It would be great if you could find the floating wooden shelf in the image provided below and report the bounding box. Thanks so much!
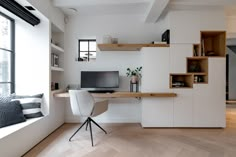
[54,91,177,98]
[97,44,169,51]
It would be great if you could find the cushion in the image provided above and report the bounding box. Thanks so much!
[0,95,12,104]
[11,94,44,119]
[0,101,26,128]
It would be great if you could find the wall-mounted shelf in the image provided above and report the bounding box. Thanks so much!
[170,74,193,88]
[51,43,64,54]
[51,66,64,72]
[54,91,177,98]
[97,43,169,51]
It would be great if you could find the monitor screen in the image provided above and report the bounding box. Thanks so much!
[81,71,119,88]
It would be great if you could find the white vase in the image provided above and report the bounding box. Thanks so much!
[103,35,112,44]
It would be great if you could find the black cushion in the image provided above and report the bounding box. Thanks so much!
[11,94,44,119]
[0,101,26,128]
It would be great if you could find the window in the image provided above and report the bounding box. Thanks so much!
[78,39,96,62]
[0,12,15,95]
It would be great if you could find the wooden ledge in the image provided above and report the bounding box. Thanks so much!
[54,91,177,98]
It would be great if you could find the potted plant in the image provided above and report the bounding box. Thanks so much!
[126,66,142,83]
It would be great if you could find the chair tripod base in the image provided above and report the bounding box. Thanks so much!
[69,117,107,146]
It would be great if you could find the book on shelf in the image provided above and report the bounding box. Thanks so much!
[151,41,167,44]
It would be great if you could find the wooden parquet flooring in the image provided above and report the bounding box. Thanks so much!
[24,108,236,157]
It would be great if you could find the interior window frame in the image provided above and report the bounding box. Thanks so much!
[0,12,15,95]
[78,39,96,62]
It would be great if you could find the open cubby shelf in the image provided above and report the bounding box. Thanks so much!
[187,57,208,73]
[170,74,193,88]
[200,31,226,57]
[187,57,208,84]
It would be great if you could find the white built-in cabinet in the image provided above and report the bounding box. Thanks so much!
[141,47,174,127]
[141,46,225,128]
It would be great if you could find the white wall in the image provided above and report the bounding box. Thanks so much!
[64,14,168,123]
[227,16,236,33]
[27,0,65,31]
[0,1,65,156]
[228,46,236,99]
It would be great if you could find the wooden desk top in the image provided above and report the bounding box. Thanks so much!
[54,91,177,98]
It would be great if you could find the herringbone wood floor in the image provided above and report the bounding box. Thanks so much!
[24,108,236,157]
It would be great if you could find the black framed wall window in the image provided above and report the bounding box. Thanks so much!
[78,39,96,62]
[0,12,15,95]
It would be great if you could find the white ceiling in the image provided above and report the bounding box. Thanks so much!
[52,0,152,16]
[52,0,236,21]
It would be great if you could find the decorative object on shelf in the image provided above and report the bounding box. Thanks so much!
[53,54,59,67]
[206,51,215,56]
[188,61,201,72]
[172,81,185,87]
[201,39,205,56]
[55,83,59,90]
[151,41,167,44]
[162,29,170,44]
[103,35,112,44]
[194,76,198,83]
[112,38,118,44]
[126,66,142,83]
[193,44,199,56]
[130,82,139,92]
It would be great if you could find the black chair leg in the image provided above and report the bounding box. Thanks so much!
[88,118,94,146]
[69,117,89,142]
[85,120,89,131]
[89,117,107,134]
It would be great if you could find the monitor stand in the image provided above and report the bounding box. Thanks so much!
[88,90,115,93]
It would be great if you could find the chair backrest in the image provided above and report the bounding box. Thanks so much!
[69,90,95,117]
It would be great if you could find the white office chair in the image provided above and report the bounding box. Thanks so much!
[68,90,108,146]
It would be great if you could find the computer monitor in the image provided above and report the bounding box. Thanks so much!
[81,71,119,89]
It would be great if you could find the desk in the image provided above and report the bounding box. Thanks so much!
[54,91,177,98]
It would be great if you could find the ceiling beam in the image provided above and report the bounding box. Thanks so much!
[145,0,170,23]
[170,0,236,6]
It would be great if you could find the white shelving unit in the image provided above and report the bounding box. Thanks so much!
[51,23,65,91]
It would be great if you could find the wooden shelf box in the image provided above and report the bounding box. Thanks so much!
[187,57,208,84]
[187,57,208,73]
[200,31,226,57]
[170,74,193,88]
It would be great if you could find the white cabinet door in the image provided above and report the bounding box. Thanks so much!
[193,58,226,127]
[173,89,193,127]
[170,44,193,73]
[142,98,174,127]
[141,47,170,92]
[141,47,173,127]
